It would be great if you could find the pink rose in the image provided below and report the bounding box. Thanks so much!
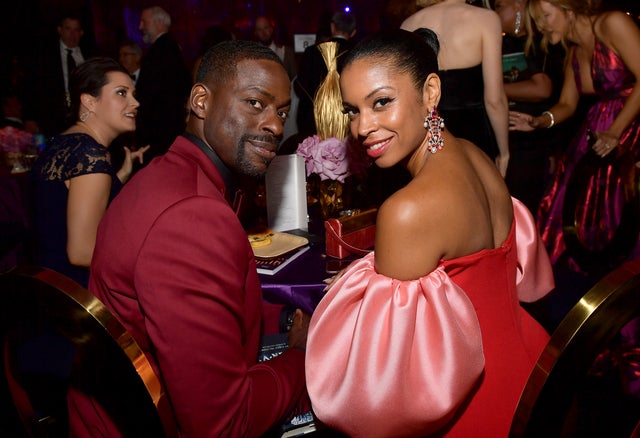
[316,137,350,182]
[297,135,353,183]
[297,134,322,175]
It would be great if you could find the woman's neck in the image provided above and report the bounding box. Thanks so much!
[405,131,450,177]
[68,121,112,147]
[568,14,595,48]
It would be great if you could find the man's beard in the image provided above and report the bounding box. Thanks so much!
[236,134,279,178]
[142,32,152,44]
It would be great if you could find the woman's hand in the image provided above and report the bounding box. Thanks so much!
[323,268,346,292]
[117,144,150,183]
[508,111,536,132]
[592,130,619,158]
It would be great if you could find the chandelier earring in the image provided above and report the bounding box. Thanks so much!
[423,106,445,154]
[79,110,90,122]
[514,11,522,35]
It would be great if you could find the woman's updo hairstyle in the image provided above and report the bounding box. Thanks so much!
[68,57,129,124]
[342,28,440,95]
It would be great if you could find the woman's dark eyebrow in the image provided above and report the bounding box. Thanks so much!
[365,86,393,100]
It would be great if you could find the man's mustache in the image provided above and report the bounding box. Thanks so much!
[244,135,279,147]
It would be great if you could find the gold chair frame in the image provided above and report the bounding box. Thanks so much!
[511,259,640,437]
[0,265,175,437]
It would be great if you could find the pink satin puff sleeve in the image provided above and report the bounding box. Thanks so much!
[306,255,485,438]
[512,198,555,303]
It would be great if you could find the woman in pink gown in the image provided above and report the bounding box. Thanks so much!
[305,29,554,437]
[509,0,640,276]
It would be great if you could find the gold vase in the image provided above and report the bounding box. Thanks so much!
[319,179,344,220]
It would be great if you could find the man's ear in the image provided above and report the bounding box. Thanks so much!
[189,84,208,119]
[422,73,441,109]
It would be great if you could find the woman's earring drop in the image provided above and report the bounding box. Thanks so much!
[423,106,445,154]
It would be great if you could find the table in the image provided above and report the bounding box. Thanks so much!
[258,229,357,315]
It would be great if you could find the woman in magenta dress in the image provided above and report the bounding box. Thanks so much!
[305,29,554,437]
[509,0,640,276]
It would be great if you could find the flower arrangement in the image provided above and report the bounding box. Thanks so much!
[0,126,34,153]
[0,126,36,173]
[294,42,372,219]
[297,134,370,183]
[295,41,371,181]
[297,135,350,183]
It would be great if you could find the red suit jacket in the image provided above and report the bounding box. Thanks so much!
[89,135,308,437]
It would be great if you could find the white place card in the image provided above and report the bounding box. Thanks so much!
[265,154,308,232]
[294,34,316,53]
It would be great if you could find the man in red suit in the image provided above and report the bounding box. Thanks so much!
[88,40,310,437]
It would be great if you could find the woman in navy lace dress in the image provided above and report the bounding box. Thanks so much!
[31,57,149,286]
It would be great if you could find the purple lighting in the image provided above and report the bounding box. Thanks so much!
[344,6,351,13]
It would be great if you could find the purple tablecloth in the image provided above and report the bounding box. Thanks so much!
[259,242,341,314]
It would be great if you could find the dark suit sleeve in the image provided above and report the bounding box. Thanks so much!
[135,197,307,437]
[22,41,70,136]
[294,45,322,104]
[135,36,192,155]
[283,46,297,80]
[294,45,326,135]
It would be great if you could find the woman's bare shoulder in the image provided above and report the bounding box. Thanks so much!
[375,182,454,278]
[400,7,435,30]
[379,173,468,242]
[475,7,502,33]
[596,10,640,48]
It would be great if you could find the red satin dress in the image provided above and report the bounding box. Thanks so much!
[306,199,554,437]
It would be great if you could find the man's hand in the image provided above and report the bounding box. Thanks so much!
[288,309,311,351]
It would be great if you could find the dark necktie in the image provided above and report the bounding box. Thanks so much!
[66,48,76,74]
[130,73,137,81]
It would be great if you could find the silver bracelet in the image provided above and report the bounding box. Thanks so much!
[542,110,555,128]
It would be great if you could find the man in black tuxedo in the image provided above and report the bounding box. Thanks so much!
[135,6,191,160]
[118,40,142,86]
[24,14,87,137]
[294,11,357,137]
[253,16,297,80]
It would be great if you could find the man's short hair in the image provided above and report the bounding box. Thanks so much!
[331,11,356,34]
[196,40,284,87]
[148,6,171,28]
[57,13,83,28]
[120,40,142,56]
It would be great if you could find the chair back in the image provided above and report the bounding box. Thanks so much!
[0,265,175,437]
[510,259,640,437]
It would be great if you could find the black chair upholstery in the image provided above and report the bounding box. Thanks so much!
[510,259,640,437]
[0,265,175,437]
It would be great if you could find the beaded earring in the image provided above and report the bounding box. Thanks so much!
[423,106,445,154]
[79,111,90,122]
